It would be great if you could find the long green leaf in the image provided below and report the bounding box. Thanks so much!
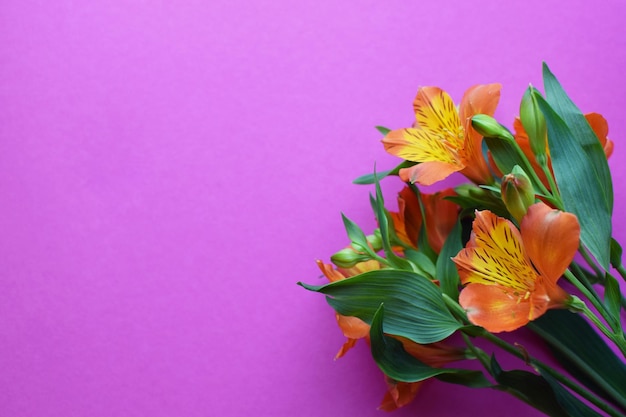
[490,355,569,417]
[341,213,374,255]
[353,160,415,185]
[435,219,462,300]
[371,176,415,271]
[484,136,546,194]
[530,310,626,411]
[604,274,623,332]
[369,304,489,386]
[540,373,604,417]
[538,64,613,268]
[298,269,462,344]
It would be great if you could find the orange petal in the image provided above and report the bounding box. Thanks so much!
[335,338,358,359]
[397,187,423,247]
[399,161,461,185]
[521,203,580,285]
[458,84,501,185]
[459,283,538,332]
[458,83,502,123]
[379,377,423,411]
[316,260,345,283]
[585,113,613,158]
[336,313,370,340]
[394,335,466,367]
[422,189,458,253]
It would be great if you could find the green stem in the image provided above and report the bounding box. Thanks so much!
[579,304,626,358]
[480,331,625,417]
[617,265,626,283]
[497,135,562,209]
[443,294,626,415]
[579,245,605,280]
[529,322,626,412]
[460,332,491,370]
[564,270,620,336]
[538,160,561,203]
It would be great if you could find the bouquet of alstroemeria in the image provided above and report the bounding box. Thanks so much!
[299,64,626,416]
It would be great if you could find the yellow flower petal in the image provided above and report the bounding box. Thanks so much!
[413,87,464,143]
[454,210,536,293]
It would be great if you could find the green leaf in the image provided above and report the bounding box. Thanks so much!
[404,249,436,280]
[540,373,604,417]
[603,274,623,333]
[375,125,391,135]
[483,136,546,194]
[530,310,626,411]
[369,304,486,384]
[610,238,623,269]
[538,63,613,268]
[490,355,569,417]
[435,219,463,300]
[434,370,493,388]
[340,213,373,255]
[371,177,415,271]
[353,160,416,185]
[298,269,462,344]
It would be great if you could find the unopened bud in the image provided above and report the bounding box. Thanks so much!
[455,183,489,200]
[367,230,383,252]
[520,85,547,164]
[330,248,372,268]
[471,114,515,141]
[501,166,535,222]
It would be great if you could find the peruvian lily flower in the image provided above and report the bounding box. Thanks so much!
[316,259,380,358]
[316,260,467,410]
[452,202,580,332]
[390,186,458,253]
[506,113,614,189]
[382,84,501,186]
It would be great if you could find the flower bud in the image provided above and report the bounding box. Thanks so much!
[519,85,547,164]
[367,230,383,252]
[471,114,515,141]
[501,166,536,222]
[330,247,372,268]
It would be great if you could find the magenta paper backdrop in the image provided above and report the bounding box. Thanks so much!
[1,1,625,416]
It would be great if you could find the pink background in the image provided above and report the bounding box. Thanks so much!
[1,1,625,416]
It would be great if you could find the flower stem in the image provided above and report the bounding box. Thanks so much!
[443,294,626,415]
[564,269,624,341]
[479,330,626,417]
[579,245,605,279]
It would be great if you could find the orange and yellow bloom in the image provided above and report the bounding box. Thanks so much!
[452,202,580,332]
[390,186,459,254]
[316,259,467,410]
[382,84,501,186]
[508,113,614,190]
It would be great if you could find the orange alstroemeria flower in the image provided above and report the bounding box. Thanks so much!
[390,186,459,253]
[378,336,467,411]
[507,113,614,189]
[382,84,501,186]
[316,260,467,410]
[452,202,580,332]
[316,259,380,358]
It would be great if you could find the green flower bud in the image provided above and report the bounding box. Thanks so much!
[501,166,536,222]
[330,248,372,268]
[367,230,383,252]
[456,183,489,200]
[471,114,515,141]
[519,85,547,164]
